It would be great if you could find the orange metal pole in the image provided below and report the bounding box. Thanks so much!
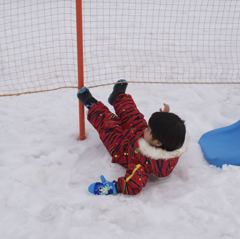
[76,0,86,140]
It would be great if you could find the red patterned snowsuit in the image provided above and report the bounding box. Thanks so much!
[88,94,182,195]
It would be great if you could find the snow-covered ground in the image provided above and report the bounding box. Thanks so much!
[1,0,240,238]
[1,83,240,239]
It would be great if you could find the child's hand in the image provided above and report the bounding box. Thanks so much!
[160,103,170,112]
[88,175,118,195]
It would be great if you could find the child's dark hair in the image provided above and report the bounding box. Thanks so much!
[148,112,186,151]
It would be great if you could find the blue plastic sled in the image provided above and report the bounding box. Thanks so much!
[199,120,240,167]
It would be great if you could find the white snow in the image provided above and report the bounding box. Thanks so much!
[1,84,240,239]
[1,0,240,238]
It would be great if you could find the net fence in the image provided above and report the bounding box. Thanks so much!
[1,0,240,96]
[0,0,77,96]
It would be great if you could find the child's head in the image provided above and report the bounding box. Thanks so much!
[144,112,186,151]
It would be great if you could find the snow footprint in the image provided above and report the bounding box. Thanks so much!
[38,203,61,222]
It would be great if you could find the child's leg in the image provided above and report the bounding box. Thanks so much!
[87,102,129,168]
[112,93,148,132]
[108,80,146,131]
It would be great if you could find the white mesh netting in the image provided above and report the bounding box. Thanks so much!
[1,0,240,96]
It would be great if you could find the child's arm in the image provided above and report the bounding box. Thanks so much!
[160,103,170,112]
[88,164,148,196]
[116,164,148,195]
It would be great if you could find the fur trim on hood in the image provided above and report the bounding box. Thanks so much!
[137,138,185,160]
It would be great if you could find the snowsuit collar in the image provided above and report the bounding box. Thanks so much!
[137,138,184,160]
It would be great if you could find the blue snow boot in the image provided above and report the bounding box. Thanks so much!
[108,79,128,105]
[77,87,98,109]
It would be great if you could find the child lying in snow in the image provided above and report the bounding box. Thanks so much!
[77,80,186,196]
